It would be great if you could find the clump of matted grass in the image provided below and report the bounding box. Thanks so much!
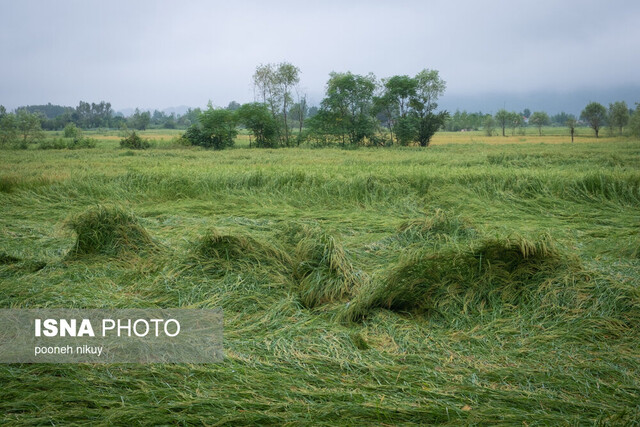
[0,252,47,273]
[190,228,290,274]
[364,209,476,253]
[65,205,158,257]
[0,252,22,264]
[280,223,362,308]
[0,175,20,193]
[342,233,576,322]
[396,208,476,244]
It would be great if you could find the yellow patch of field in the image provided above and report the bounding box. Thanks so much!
[81,129,184,142]
[429,130,620,145]
[48,127,627,147]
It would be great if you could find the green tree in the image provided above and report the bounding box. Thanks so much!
[63,122,80,138]
[72,100,112,128]
[580,102,607,138]
[163,114,177,129]
[529,111,550,136]
[151,110,166,126]
[394,116,417,146]
[509,112,524,136]
[319,71,377,145]
[409,69,447,146]
[375,75,417,144]
[483,115,496,136]
[253,63,280,115]
[413,111,448,146]
[275,62,300,146]
[305,109,344,146]
[195,106,237,149]
[307,106,319,118]
[289,94,308,145]
[495,109,510,136]
[237,103,279,148]
[129,108,151,130]
[0,112,17,146]
[372,93,396,143]
[226,101,241,111]
[522,108,531,119]
[629,104,640,138]
[252,62,301,146]
[551,112,573,126]
[179,108,200,127]
[15,109,44,146]
[446,110,486,132]
[383,75,416,118]
[609,101,629,135]
[566,117,577,143]
[52,111,73,130]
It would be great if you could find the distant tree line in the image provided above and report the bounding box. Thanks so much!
[2,102,190,132]
[476,101,636,140]
[3,62,640,150]
[0,106,98,149]
[444,109,585,133]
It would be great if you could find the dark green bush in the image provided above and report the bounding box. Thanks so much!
[182,125,208,147]
[120,130,150,149]
[63,123,80,138]
[181,108,237,150]
[69,137,97,149]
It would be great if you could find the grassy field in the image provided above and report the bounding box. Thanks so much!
[55,125,624,148]
[1,131,639,424]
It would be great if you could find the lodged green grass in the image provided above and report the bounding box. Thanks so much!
[65,204,159,257]
[341,233,578,322]
[286,224,362,308]
[0,138,639,424]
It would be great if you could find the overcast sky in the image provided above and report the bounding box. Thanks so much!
[1,0,639,113]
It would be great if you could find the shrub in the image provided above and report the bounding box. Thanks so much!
[182,107,237,150]
[181,125,208,147]
[63,123,80,139]
[120,130,150,150]
[396,209,476,244]
[69,136,97,149]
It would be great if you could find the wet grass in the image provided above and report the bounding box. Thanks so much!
[0,137,639,424]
